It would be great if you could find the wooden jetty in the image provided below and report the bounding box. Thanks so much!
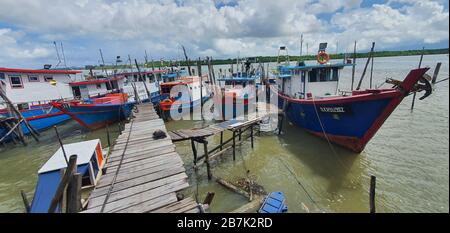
[168,106,276,180]
[83,103,202,213]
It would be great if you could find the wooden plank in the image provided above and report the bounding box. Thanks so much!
[87,179,189,213]
[88,173,188,207]
[98,160,185,187]
[106,148,176,167]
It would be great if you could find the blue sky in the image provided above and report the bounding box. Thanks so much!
[0,0,448,68]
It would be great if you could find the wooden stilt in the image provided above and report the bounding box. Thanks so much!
[219,132,223,151]
[202,140,211,180]
[191,139,198,165]
[232,131,236,161]
[250,125,254,148]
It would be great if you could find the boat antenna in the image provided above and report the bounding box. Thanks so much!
[60,42,67,68]
[300,33,303,57]
[53,41,62,68]
[144,50,149,68]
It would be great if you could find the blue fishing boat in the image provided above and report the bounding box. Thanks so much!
[0,67,82,141]
[0,104,71,139]
[51,93,134,130]
[272,45,433,153]
[29,139,106,213]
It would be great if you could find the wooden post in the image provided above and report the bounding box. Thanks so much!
[369,53,374,89]
[250,124,254,148]
[191,139,198,165]
[48,155,77,213]
[431,62,442,84]
[54,126,69,166]
[106,123,111,148]
[370,175,376,213]
[66,173,81,213]
[232,131,236,161]
[351,41,357,90]
[0,89,40,142]
[203,192,215,205]
[356,42,375,90]
[181,45,192,76]
[203,139,212,180]
[135,59,151,101]
[20,190,30,213]
[219,132,223,151]
[411,47,425,111]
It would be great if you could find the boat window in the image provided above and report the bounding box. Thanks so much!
[96,84,102,89]
[28,75,39,82]
[44,76,54,82]
[106,82,112,90]
[133,74,138,82]
[0,73,4,80]
[332,68,339,81]
[9,76,23,88]
[308,70,318,82]
[318,69,330,81]
[17,103,29,110]
[149,74,155,82]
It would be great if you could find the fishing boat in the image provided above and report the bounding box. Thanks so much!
[50,93,134,130]
[29,139,107,213]
[0,104,70,136]
[119,69,165,104]
[272,45,433,153]
[215,58,263,119]
[159,76,211,116]
[0,67,82,141]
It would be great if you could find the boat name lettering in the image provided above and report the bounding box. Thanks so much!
[319,106,346,113]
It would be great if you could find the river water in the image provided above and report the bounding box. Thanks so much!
[0,54,448,213]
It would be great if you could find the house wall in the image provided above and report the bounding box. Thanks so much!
[2,72,77,104]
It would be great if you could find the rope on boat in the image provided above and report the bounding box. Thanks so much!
[99,117,135,213]
[311,97,349,171]
[277,157,323,212]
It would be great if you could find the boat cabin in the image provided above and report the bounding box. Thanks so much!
[69,76,125,99]
[0,67,82,107]
[277,63,353,98]
[30,139,106,213]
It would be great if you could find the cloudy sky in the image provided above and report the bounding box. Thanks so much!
[0,0,448,68]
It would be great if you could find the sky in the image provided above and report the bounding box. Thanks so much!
[0,0,448,68]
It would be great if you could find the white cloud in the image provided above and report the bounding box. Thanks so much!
[0,0,448,67]
[0,28,51,65]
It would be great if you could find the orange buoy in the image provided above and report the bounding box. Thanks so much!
[316,51,330,64]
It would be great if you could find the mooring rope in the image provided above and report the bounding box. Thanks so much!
[100,115,135,213]
[311,97,349,171]
[277,157,323,212]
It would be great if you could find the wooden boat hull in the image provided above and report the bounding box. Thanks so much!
[273,68,429,153]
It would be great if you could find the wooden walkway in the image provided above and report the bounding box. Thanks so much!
[168,112,266,142]
[83,103,201,213]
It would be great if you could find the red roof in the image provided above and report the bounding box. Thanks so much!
[0,67,81,74]
[69,76,125,86]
